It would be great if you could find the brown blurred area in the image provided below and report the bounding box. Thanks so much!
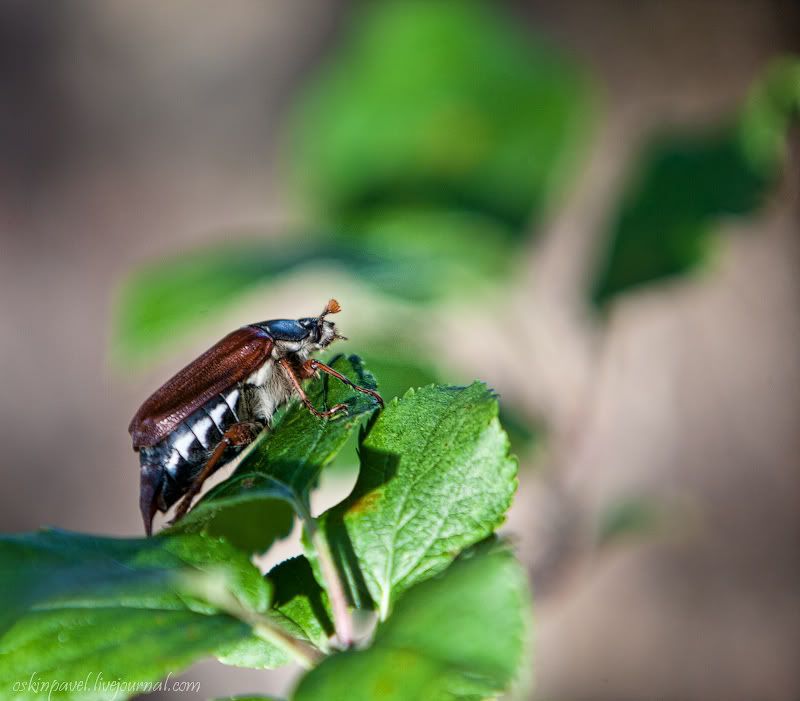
[1,1,798,700]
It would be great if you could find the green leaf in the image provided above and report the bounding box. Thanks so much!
[267,556,334,651]
[115,239,292,363]
[328,207,524,301]
[359,346,538,456]
[497,406,541,459]
[327,346,539,481]
[114,233,491,364]
[0,530,291,699]
[594,494,689,547]
[591,58,799,308]
[739,57,800,172]
[213,638,290,671]
[114,239,439,363]
[113,0,599,365]
[0,529,269,624]
[213,697,285,701]
[167,355,381,553]
[168,492,296,560]
[3,609,247,701]
[312,382,518,618]
[288,0,592,235]
[356,347,440,404]
[294,549,530,701]
[596,497,665,545]
[590,126,771,307]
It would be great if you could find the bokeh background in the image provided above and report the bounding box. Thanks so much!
[1,1,798,699]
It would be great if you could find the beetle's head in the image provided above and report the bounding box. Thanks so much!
[299,298,346,349]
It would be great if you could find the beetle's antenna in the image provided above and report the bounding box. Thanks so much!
[320,298,341,319]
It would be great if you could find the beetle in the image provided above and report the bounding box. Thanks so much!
[129,298,382,535]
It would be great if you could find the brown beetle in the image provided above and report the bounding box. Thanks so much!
[129,299,382,535]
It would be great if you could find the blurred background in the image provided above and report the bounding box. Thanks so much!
[0,1,798,699]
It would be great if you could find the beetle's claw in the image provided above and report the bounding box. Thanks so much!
[357,386,384,407]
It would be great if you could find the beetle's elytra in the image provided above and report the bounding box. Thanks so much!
[129,299,382,535]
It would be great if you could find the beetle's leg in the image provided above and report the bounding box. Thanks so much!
[302,358,384,407]
[170,421,262,524]
[278,357,349,418]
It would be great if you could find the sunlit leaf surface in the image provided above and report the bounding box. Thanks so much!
[311,383,518,617]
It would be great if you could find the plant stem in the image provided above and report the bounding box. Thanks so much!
[305,519,353,648]
[228,600,324,669]
[182,571,323,669]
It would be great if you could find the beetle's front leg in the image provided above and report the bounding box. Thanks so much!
[170,421,262,525]
[279,357,349,418]
[302,358,384,407]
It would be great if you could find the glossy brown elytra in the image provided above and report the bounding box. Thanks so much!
[129,299,383,535]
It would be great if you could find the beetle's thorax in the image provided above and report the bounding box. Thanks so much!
[245,340,318,420]
[270,322,336,358]
[242,358,292,423]
[270,338,312,360]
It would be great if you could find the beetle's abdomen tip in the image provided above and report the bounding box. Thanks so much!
[139,463,162,538]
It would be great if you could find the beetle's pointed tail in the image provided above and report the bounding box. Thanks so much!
[139,464,163,537]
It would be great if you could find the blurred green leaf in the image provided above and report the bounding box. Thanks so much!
[739,57,800,172]
[1,609,246,700]
[167,355,380,553]
[591,127,771,307]
[116,239,293,363]
[310,383,518,618]
[213,698,285,701]
[358,344,539,455]
[498,405,541,457]
[357,347,440,404]
[289,0,592,233]
[114,239,445,363]
[114,2,595,363]
[0,530,292,699]
[0,529,269,628]
[335,206,521,296]
[592,57,799,308]
[596,497,665,545]
[113,0,590,364]
[114,233,517,364]
[293,549,530,701]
